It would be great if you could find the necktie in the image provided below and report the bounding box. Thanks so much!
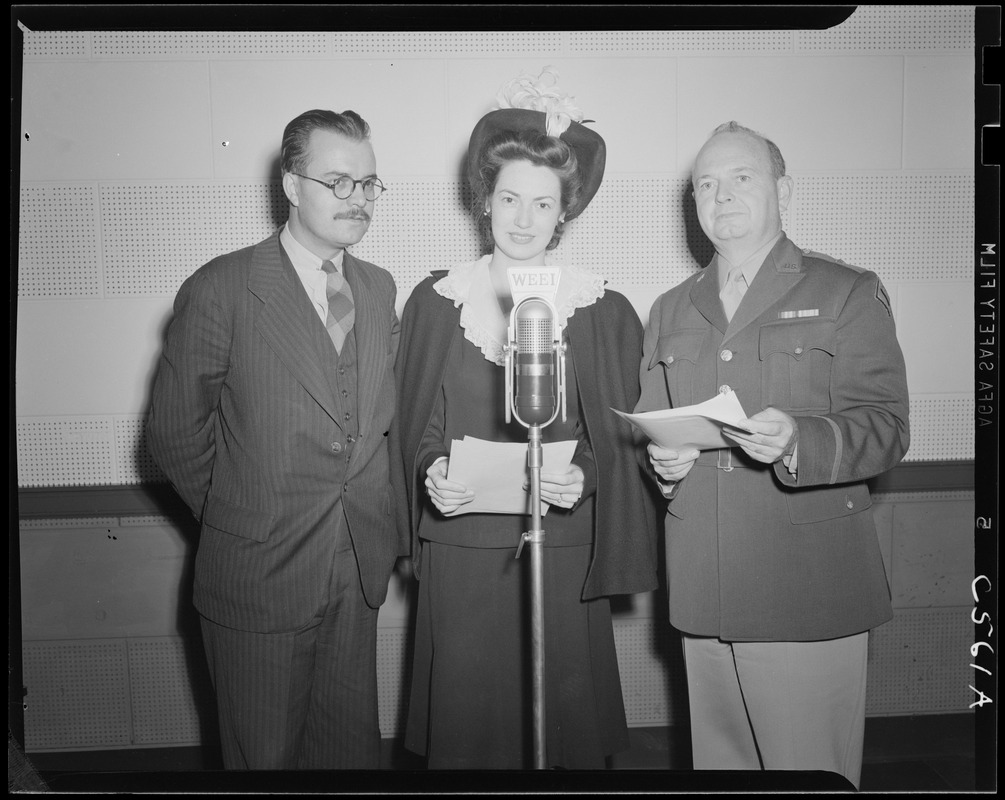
[321,260,355,352]
[719,267,748,322]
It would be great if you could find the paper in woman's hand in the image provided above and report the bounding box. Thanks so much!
[444,436,578,516]
[613,390,753,451]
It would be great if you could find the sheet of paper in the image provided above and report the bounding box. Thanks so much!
[612,390,752,451]
[444,436,578,516]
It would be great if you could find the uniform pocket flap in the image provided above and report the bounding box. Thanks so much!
[203,495,275,542]
[649,328,706,370]
[785,483,872,524]
[759,319,836,360]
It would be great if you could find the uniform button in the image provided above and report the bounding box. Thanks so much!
[343,484,349,492]
[846,500,854,509]
[342,389,349,397]
[718,384,731,394]
[331,442,342,453]
[344,412,352,421]
[665,356,675,365]
[720,349,733,362]
[794,346,804,355]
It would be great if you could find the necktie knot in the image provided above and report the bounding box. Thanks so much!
[720,267,748,321]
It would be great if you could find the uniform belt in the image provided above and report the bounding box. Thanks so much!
[693,448,758,471]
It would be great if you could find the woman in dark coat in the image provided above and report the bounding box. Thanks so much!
[394,68,659,769]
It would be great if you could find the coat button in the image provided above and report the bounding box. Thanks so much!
[331,442,342,453]
[665,355,675,365]
[718,384,731,394]
[720,349,733,362]
[795,346,804,355]
[846,499,854,509]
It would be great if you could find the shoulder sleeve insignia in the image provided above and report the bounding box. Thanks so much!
[875,281,893,316]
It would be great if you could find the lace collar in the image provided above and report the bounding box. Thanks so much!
[433,254,606,365]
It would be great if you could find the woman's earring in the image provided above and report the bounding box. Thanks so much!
[483,210,490,217]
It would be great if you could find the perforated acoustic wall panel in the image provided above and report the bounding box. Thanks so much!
[613,619,689,727]
[796,5,975,52]
[376,629,411,737]
[16,416,170,486]
[351,180,482,295]
[18,185,102,298]
[571,29,798,56]
[788,175,974,282]
[21,607,977,749]
[907,397,976,461]
[23,640,132,750]
[21,30,90,59]
[17,417,119,486]
[90,31,329,58]
[128,638,208,745]
[329,31,564,56]
[866,607,977,714]
[99,183,287,297]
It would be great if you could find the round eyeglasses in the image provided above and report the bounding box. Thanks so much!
[293,173,387,201]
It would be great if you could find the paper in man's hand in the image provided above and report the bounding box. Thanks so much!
[613,390,752,451]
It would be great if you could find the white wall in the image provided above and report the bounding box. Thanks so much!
[16,6,977,486]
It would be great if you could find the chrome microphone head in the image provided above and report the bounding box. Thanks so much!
[509,297,561,428]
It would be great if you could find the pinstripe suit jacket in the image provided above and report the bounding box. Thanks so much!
[148,231,406,632]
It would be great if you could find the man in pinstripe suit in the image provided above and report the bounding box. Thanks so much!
[147,109,406,769]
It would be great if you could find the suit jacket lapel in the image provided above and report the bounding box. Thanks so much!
[690,263,728,334]
[249,233,341,424]
[343,252,382,436]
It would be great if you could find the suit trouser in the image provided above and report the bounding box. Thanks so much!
[200,515,380,770]
[682,632,868,789]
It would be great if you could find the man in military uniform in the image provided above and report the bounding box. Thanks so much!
[635,121,909,788]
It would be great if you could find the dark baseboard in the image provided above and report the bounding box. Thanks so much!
[15,460,976,521]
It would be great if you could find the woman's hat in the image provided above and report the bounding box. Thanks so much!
[466,69,606,221]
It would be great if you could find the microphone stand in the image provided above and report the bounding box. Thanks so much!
[523,422,547,770]
[505,296,566,771]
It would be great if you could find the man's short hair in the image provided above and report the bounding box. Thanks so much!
[708,121,787,180]
[281,109,371,176]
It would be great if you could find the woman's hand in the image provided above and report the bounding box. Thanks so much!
[537,464,586,509]
[425,459,475,515]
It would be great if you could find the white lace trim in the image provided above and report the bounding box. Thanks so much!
[433,255,606,366]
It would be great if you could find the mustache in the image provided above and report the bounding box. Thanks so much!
[335,210,370,222]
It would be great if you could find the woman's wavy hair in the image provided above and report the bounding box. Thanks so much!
[473,130,583,253]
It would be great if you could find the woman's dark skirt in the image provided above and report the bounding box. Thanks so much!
[403,540,630,769]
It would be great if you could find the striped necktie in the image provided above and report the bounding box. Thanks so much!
[719,267,748,322]
[320,260,355,352]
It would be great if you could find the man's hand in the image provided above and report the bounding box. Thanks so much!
[722,407,798,464]
[647,443,700,483]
